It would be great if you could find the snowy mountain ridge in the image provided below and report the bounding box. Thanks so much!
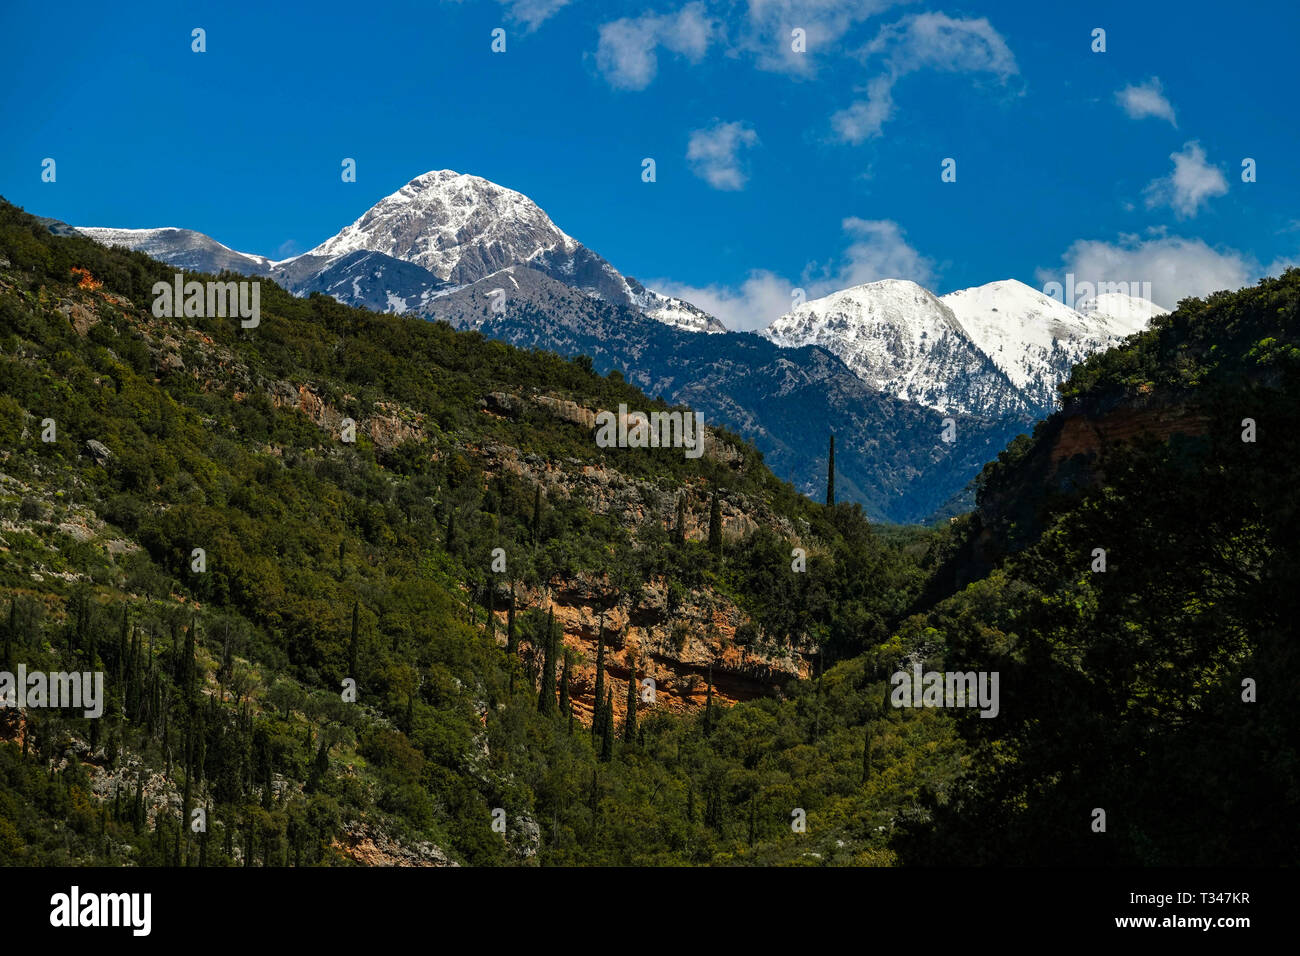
[764,277,1166,417]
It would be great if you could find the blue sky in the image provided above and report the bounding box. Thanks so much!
[2,0,1298,329]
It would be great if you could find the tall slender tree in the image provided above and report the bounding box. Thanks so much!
[599,690,615,761]
[348,600,360,684]
[674,494,687,545]
[708,491,722,555]
[623,654,638,743]
[506,586,517,656]
[704,662,715,736]
[537,607,557,715]
[592,618,606,738]
[531,485,543,543]
[559,650,572,734]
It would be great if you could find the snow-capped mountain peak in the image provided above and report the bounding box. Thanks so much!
[764,275,1164,418]
[305,170,579,284]
[765,279,1029,417]
[1077,292,1167,337]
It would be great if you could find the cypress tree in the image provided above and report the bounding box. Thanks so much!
[599,690,614,761]
[531,486,542,543]
[708,491,722,555]
[537,607,557,715]
[116,603,128,685]
[826,433,836,506]
[2,604,11,673]
[348,600,359,683]
[623,654,638,743]
[506,586,517,656]
[674,494,686,544]
[3,598,14,670]
[704,663,714,736]
[591,618,606,738]
[444,508,456,553]
[559,650,572,734]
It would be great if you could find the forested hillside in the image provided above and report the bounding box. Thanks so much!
[0,199,953,865]
[1,198,1294,867]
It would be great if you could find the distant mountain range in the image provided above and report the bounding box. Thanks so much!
[71,170,1165,521]
[765,277,1161,418]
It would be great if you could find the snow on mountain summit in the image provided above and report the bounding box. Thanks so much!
[302,169,723,332]
[939,279,1123,408]
[765,279,1030,417]
[305,170,580,284]
[765,276,1163,418]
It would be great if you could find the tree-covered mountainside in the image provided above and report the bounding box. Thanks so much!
[1,196,1294,867]
[0,199,953,865]
[903,270,1300,864]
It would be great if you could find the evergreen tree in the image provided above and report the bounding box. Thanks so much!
[531,485,542,543]
[599,690,614,762]
[506,586,517,657]
[674,493,686,545]
[624,654,638,743]
[559,650,572,734]
[537,607,557,715]
[826,433,836,506]
[591,618,606,738]
[708,491,722,555]
[3,598,14,671]
[704,663,714,736]
[348,600,359,683]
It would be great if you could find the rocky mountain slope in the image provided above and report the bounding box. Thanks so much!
[422,265,1032,522]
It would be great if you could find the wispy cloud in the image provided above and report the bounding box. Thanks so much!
[497,0,571,31]
[1143,141,1227,219]
[1115,77,1176,125]
[652,217,932,330]
[687,120,760,190]
[831,12,1019,143]
[594,3,714,90]
[735,0,906,75]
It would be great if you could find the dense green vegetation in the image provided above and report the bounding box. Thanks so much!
[0,199,946,865]
[1,198,1294,866]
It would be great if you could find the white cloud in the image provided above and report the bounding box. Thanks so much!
[1038,233,1289,310]
[830,74,894,143]
[808,217,934,288]
[737,0,903,74]
[1115,77,1176,125]
[497,0,571,30]
[686,120,760,190]
[652,217,932,330]
[1143,141,1228,219]
[651,269,796,332]
[594,3,714,90]
[832,12,1018,143]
